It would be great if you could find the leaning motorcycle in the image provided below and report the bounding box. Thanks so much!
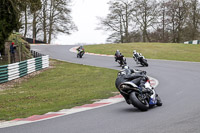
[115,68,162,111]
[77,49,85,58]
[115,55,127,66]
[133,53,148,67]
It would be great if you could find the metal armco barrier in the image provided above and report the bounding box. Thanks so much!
[0,55,49,84]
[31,50,45,57]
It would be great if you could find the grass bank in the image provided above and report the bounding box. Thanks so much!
[0,60,118,121]
[0,61,8,66]
[84,43,200,62]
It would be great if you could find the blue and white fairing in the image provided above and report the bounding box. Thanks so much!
[145,82,157,105]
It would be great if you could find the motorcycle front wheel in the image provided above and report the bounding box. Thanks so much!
[142,59,148,67]
[129,92,149,111]
[156,94,162,106]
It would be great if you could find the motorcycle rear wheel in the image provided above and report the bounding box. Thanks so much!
[129,92,149,111]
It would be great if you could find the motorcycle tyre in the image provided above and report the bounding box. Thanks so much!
[156,95,162,106]
[119,61,123,67]
[129,92,149,111]
[142,59,148,67]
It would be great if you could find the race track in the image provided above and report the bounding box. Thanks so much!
[1,45,200,133]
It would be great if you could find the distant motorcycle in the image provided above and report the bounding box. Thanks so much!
[115,67,162,111]
[77,49,85,58]
[115,55,127,66]
[133,51,148,67]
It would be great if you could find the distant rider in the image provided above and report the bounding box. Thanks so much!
[76,45,84,52]
[115,50,124,62]
[133,50,140,64]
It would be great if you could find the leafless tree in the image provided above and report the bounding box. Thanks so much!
[184,0,200,40]
[133,0,159,42]
[46,0,77,43]
[19,0,77,43]
[160,0,168,42]
[97,0,134,43]
[165,0,189,43]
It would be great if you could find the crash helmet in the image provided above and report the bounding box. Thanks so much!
[124,65,129,69]
[122,65,129,69]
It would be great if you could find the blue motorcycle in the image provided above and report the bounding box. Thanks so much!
[116,68,162,111]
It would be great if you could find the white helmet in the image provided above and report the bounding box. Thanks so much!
[124,65,129,69]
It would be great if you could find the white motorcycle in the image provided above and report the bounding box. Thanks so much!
[133,51,148,67]
[116,68,162,111]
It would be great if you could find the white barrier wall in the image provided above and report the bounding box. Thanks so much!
[0,55,49,84]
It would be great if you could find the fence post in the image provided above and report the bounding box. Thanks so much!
[5,41,11,64]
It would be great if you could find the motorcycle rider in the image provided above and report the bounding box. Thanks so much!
[133,50,140,64]
[115,50,124,62]
[115,66,150,104]
[77,45,84,52]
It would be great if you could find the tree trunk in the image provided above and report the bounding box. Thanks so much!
[143,30,146,42]
[119,15,123,43]
[48,0,54,44]
[177,24,180,43]
[143,4,147,42]
[162,6,165,42]
[43,0,47,43]
[48,15,52,44]
[24,5,27,37]
[192,0,197,40]
[32,12,37,43]
[172,12,176,43]
[125,3,129,43]
[146,31,151,42]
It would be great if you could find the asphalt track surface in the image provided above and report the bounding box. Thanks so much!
[1,45,200,133]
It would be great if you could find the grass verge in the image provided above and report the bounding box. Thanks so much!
[0,61,8,66]
[0,59,118,121]
[84,43,200,62]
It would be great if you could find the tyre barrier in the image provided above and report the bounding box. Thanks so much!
[0,55,49,84]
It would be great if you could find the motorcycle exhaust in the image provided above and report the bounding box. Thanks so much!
[120,84,138,91]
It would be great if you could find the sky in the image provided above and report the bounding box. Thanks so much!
[52,0,110,45]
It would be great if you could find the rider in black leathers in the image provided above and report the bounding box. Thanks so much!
[115,66,149,104]
[77,45,84,52]
[115,50,124,64]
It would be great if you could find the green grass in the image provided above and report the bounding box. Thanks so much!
[0,60,118,120]
[0,61,8,66]
[84,42,200,62]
